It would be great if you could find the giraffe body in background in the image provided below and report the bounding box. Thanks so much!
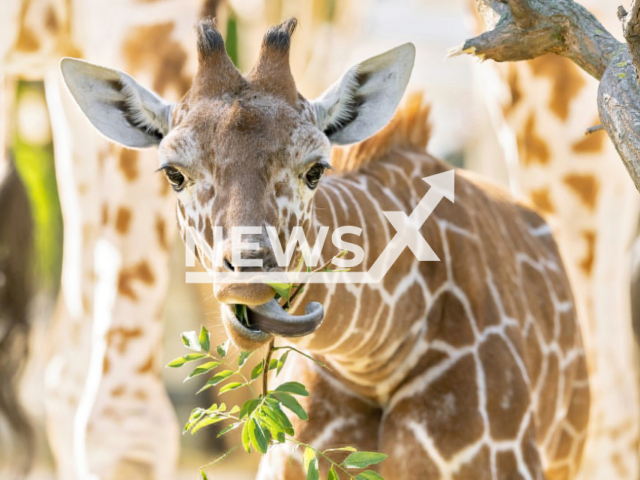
[468,1,640,478]
[62,19,591,479]
[1,0,221,478]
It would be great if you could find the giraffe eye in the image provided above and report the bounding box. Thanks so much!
[304,164,326,189]
[162,166,186,192]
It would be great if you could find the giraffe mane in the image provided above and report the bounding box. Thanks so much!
[329,91,432,173]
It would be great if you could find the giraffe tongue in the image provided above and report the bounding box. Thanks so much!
[247,299,324,337]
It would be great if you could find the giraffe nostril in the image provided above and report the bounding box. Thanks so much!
[224,258,234,272]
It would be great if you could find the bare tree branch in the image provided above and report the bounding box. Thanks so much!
[459,0,640,194]
[619,1,640,82]
[586,125,605,135]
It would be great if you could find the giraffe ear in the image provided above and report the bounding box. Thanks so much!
[60,58,172,148]
[312,43,415,145]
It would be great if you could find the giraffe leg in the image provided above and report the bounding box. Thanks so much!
[257,357,382,480]
[44,68,179,479]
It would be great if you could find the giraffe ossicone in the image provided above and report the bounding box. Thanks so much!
[61,17,590,479]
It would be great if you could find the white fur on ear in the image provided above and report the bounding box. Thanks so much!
[312,43,415,145]
[60,58,172,148]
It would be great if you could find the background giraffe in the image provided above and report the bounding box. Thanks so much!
[1,0,219,478]
[466,0,640,478]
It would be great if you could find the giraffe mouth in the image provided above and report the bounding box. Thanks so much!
[240,299,325,337]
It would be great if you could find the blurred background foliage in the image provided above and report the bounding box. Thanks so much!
[12,81,62,293]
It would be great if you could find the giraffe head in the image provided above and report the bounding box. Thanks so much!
[60,18,414,350]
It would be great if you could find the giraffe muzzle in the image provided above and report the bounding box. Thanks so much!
[246,299,324,337]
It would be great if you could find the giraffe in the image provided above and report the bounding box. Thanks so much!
[0,0,224,478]
[61,18,590,479]
[465,0,640,478]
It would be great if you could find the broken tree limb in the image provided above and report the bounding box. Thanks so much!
[458,0,640,194]
[619,1,640,77]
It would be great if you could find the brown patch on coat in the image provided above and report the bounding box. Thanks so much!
[427,292,475,348]
[563,174,599,210]
[497,451,524,479]
[111,386,125,397]
[44,4,59,33]
[137,353,155,374]
[480,334,530,440]
[103,355,110,374]
[529,188,555,215]
[119,149,139,181]
[502,65,522,117]
[156,216,168,250]
[572,120,607,154]
[517,114,550,166]
[134,390,148,401]
[122,22,191,98]
[101,204,109,225]
[422,354,485,459]
[115,207,132,234]
[579,231,596,276]
[105,327,143,354]
[529,55,586,120]
[118,261,156,300]
[15,27,40,52]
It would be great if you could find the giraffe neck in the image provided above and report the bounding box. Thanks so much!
[288,149,447,402]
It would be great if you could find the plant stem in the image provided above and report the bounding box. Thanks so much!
[287,257,336,307]
[286,437,356,478]
[263,338,275,396]
[206,353,257,397]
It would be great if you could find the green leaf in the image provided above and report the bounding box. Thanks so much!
[201,469,209,480]
[261,400,294,435]
[251,361,264,380]
[241,421,251,453]
[217,422,242,438]
[199,326,211,353]
[356,471,385,480]
[196,370,235,394]
[181,331,201,351]
[276,350,289,376]
[235,304,249,325]
[269,358,278,370]
[273,392,308,421]
[266,281,292,301]
[216,340,230,358]
[166,353,207,368]
[303,447,319,480]
[190,415,224,434]
[238,351,252,367]
[328,465,339,480]
[186,361,221,381]
[249,418,268,454]
[275,381,309,396]
[239,398,260,420]
[256,408,286,443]
[343,452,388,469]
[219,382,244,394]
